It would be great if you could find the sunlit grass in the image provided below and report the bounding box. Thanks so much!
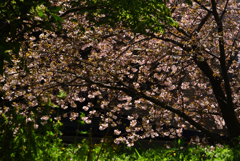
[1,112,239,161]
[1,130,240,161]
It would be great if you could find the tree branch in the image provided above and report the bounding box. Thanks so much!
[148,33,192,52]
[81,78,225,144]
[195,12,211,33]
[220,0,229,20]
[211,0,240,139]
[226,30,240,70]
[193,0,212,13]
[175,26,191,38]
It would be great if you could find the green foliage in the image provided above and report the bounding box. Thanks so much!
[77,112,89,135]
[57,90,67,99]
[0,106,63,161]
[1,119,240,161]
[62,0,178,35]
[0,0,63,75]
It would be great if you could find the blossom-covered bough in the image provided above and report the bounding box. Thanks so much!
[1,0,240,147]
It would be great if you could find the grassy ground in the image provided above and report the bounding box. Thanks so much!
[1,119,239,161]
[1,134,240,161]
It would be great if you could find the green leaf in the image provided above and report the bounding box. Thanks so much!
[2,113,8,123]
[47,92,51,107]
[50,12,64,22]
[57,90,67,99]
[79,120,85,125]
[52,104,60,108]
[37,10,44,17]
[79,131,88,134]
[178,139,181,146]
[80,112,85,117]
[135,148,142,158]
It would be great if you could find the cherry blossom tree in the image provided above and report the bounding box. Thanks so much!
[1,0,240,147]
[0,0,176,75]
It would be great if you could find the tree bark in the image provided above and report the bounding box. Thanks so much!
[210,0,240,140]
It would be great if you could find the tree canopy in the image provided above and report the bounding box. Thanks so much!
[0,0,179,75]
[0,0,65,74]
[1,0,240,147]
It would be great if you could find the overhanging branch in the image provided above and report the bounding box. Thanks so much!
[195,12,211,33]
[81,78,225,144]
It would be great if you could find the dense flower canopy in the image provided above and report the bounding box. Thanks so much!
[1,0,240,146]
